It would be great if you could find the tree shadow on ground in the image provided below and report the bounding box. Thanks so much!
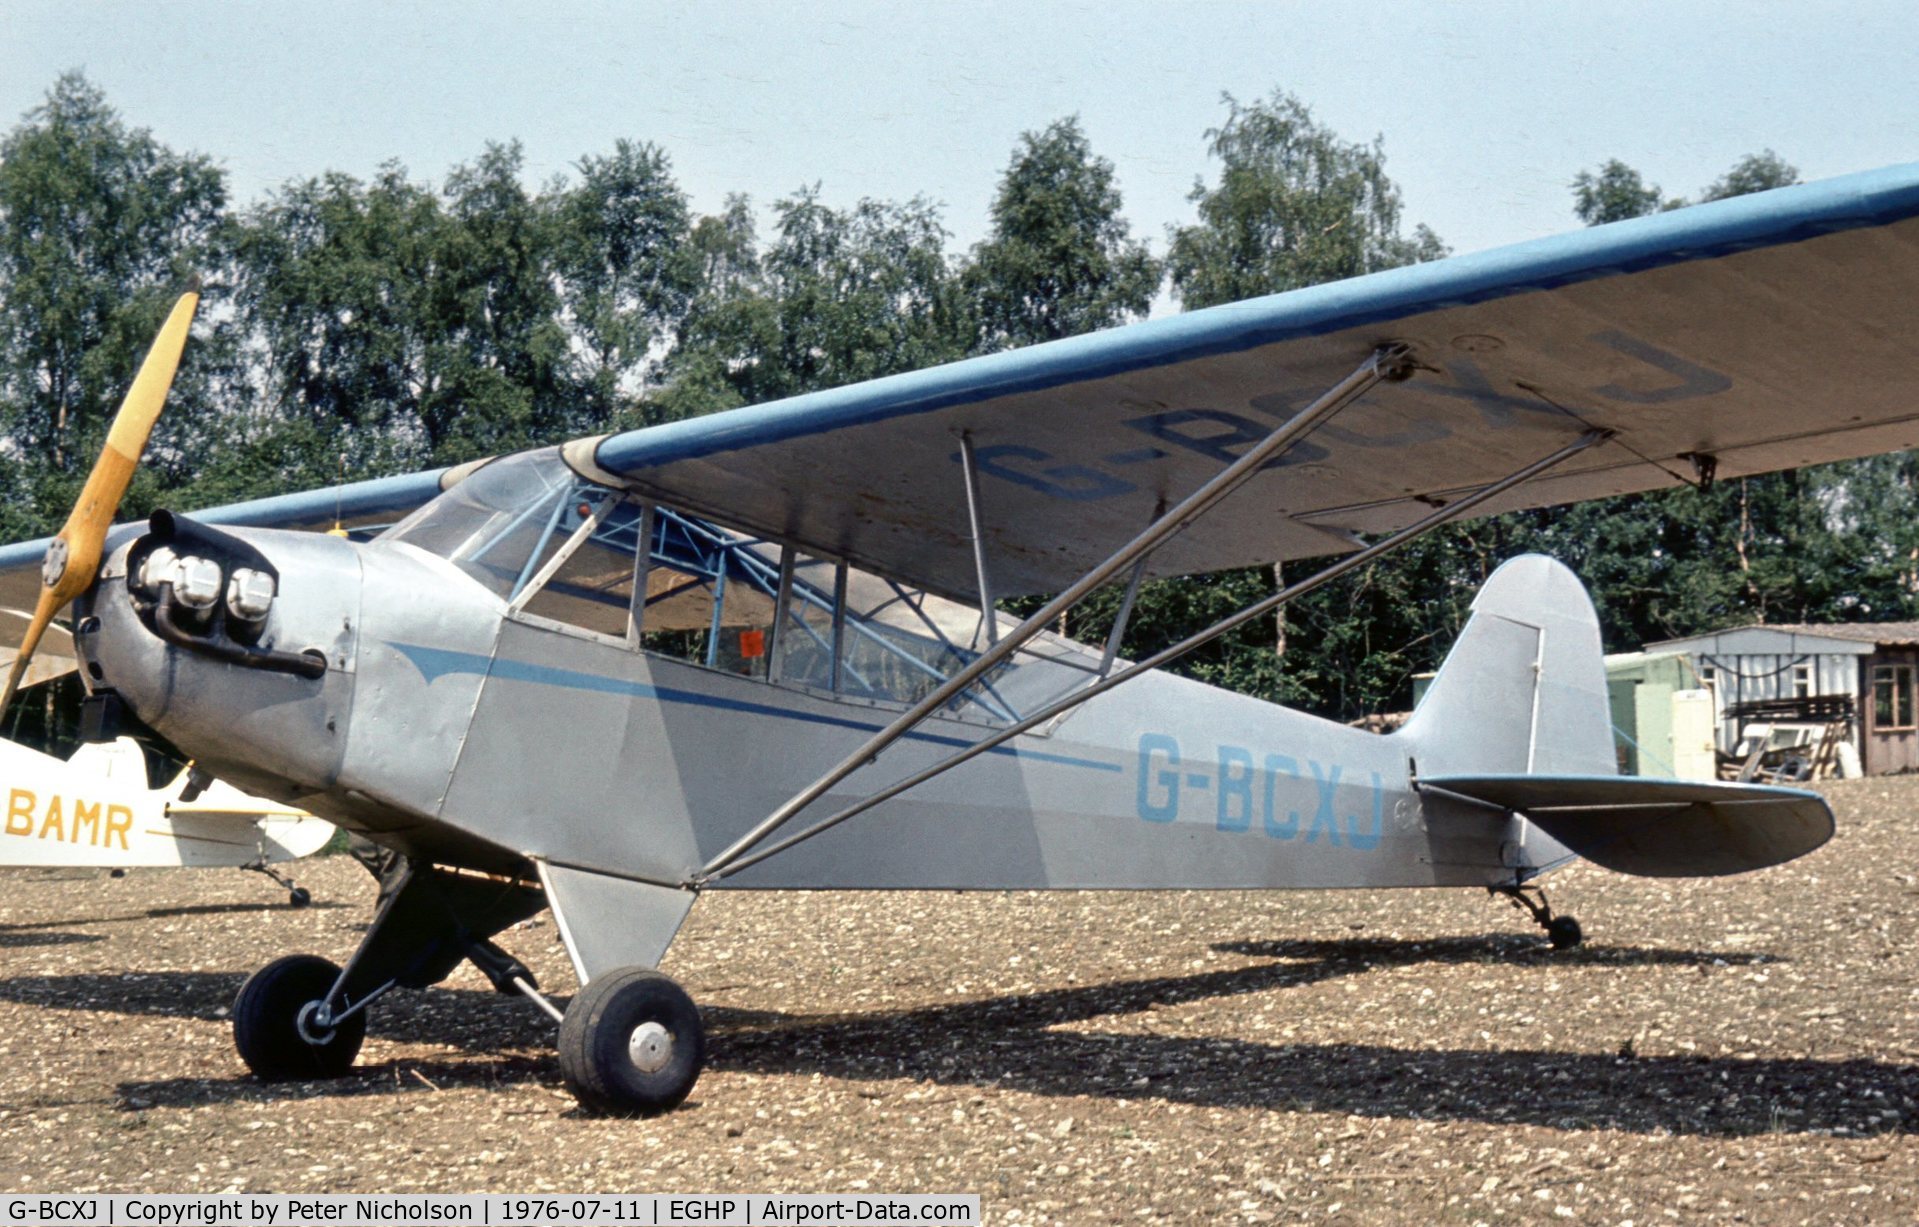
[0,933,1902,1136]
[0,899,345,934]
[0,930,103,948]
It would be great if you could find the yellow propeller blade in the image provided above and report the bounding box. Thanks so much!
[0,290,200,714]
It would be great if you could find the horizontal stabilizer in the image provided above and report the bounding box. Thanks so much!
[1422,774,1834,878]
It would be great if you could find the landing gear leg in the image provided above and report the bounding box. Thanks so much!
[231,864,547,1084]
[1492,883,1582,950]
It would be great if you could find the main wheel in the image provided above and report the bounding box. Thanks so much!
[233,954,365,1080]
[558,968,705,1116]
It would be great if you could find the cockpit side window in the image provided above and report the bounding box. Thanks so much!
[418,476,1085,726]
[625,507,1017,722]
[637,515,779,678]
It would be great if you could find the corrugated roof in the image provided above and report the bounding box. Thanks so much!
[1761,622,1919,646]
[1649,622,1919,650]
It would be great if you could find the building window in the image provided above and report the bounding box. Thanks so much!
[1792,662,1813,699]
[1873,664,1915,731]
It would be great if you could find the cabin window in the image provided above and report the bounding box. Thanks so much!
[1792,662,1813,699]
[446,481,1090,724]
[1873,664,1914,730]
[768,552,842,690]
[621,506,1021,721]
[637,513,779,678]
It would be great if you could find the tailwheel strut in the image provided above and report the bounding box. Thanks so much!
[1492,883,1582,950]
[244,859,311,908]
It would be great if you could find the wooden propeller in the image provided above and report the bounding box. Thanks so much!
[0,290,200,714]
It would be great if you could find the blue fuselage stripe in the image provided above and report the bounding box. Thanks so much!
[389,642,1123,774]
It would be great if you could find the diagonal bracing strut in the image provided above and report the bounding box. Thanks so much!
[696,344,1418,881]
[696,427,1611,882]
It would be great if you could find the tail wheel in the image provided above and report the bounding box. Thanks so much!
[233,954,365,1079]
[558,968,704,1116]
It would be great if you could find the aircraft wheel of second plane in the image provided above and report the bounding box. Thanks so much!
[557,967,705,1116]
[232,954,367,1081]
[1547,915,1584,951]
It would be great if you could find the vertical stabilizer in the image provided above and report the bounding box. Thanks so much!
[1398,555,1615,779]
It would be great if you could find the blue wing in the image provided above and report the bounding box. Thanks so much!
[8,162,1919,625]
[586,162,1919,596]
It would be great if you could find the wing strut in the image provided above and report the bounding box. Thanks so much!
[957,431,999,648]
[697,344,1412,881]
[696,426,1610,883]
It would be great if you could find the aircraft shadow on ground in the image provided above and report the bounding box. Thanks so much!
[0,934,1906,1137]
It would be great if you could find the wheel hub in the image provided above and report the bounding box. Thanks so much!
[295,1000,337,1046]
[627,1021,673,1073]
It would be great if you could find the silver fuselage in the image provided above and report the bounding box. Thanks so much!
[76,520,1563,896]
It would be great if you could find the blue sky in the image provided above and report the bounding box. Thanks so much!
[4,0,1917,259]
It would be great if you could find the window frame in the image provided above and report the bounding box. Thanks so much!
[504,494,648,651]
[1873,662,1915,732]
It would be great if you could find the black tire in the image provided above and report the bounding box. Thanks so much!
[1547,915,1584,950]
[558,968,704,1116]
[288,887,312,909]
[233,954,365,1080]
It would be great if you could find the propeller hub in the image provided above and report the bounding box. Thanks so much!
[41,538,68,588]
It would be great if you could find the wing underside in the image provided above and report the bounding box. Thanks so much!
[589,163,1919,597]
[6,165,1919,624]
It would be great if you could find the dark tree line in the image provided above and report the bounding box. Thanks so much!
[3,72,1912,725]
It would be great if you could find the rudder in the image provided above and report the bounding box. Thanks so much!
[1397,555,1615,779]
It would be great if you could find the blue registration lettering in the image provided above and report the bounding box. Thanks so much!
[1124,408,1330,470]
[1345,771,1385,850]
[1305,760,1343,845]
[1261,753,1302,839]
[1589,330,1733,404]
[969,444,1134,501]
[1216,746,1254,832]
[1137,734,1181,823]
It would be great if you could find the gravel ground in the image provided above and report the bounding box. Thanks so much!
[3,778,1918,1224]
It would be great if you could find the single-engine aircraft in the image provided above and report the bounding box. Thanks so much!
[7,163,1919,1114]
[0,729,332,904]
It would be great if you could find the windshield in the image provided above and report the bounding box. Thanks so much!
[380,449,582,598]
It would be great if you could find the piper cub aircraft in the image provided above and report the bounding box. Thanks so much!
[6,163,1917,1115]
[0,731,333,905]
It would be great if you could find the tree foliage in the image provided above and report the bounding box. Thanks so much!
[0,72,230,535]
[659,187,972,415]
[1571,159,1672,225]
[552,140,699,424]
[1169,90,1445,310]
[965,117,1159,351]
[1,71,1894,734]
